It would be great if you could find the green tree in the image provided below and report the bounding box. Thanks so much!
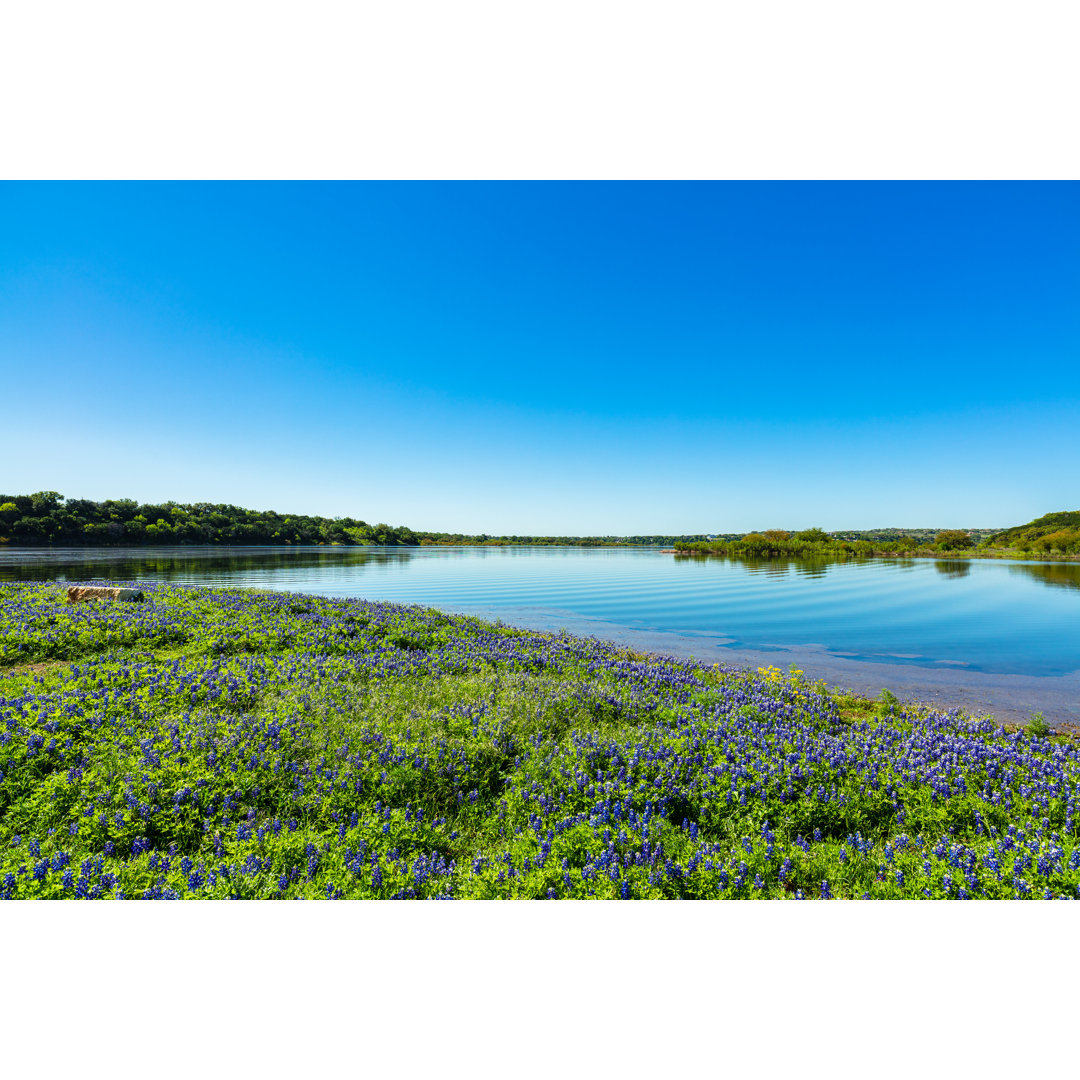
[934,530,973,551]
[30,491,63,514]
[793,527,831,543]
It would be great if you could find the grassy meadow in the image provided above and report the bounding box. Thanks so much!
[1,581,1078,900]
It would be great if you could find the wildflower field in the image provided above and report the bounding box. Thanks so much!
[1,581,1078,900]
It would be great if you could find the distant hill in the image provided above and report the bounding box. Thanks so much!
[832,527,1000,544]
[989,510,1080,553]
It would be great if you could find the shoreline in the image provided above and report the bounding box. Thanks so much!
[5,578,1072,728]
[439,605,1079,727]
[3,540,1079,562]
[3,553,1077,726]
[665,548,1080,563]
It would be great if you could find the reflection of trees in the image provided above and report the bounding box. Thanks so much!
[744,558,791,578]
[1009,562,1080,592]
[0,545,416,583]
[934,560,971,579]
[673,554,843,577]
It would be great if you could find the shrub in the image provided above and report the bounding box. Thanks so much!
[934,530,974,551]
[1028,712,1050,737]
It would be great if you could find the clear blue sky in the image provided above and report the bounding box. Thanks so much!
[2,182,1077,534]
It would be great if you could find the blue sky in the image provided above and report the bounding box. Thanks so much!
[2,181,1077,533]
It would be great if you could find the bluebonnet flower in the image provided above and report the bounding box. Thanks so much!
[4,579,1080,902]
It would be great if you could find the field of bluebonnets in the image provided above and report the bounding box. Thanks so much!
[2,580,1078,899]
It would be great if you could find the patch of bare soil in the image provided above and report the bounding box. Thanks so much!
[0,660,69,679]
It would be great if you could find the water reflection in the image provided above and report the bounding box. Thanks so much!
[0,545,417,583]
[1009,561,1080,592]
[674,554,840,578]
[669,549,1080,597]
[934,560,971,579]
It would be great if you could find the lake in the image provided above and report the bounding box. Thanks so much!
[2,545,1078,724]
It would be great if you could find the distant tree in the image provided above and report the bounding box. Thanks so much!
[1034,529,1080,555]
[934,529,973,551]
[792,527,831,543]
[13,517,45,539]
[30,491,63,514]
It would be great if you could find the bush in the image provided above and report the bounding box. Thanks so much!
[1028,712,1050,737]
[934,530,973,551]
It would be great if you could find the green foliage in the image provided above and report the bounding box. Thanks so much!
[0,492,711,549]
[792,527,831,543]
[989,510,1080,553]
[878,688,900,716]
[1032,529,1080,555]
[1028,712,1050,737]
[934,530,974,551]
[0,492,410,548]
[669,517,1075,562]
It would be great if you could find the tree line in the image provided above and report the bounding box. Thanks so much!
[673,528,985,558]
[0,492,706,548]
[4,491,1075,556]
[670,527,973,557]
[0,492,418,547]
[673,518,1079,558]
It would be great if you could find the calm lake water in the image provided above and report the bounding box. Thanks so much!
[3,545,1079,723]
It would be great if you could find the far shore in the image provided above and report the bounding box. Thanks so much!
[665,548,1080,562]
